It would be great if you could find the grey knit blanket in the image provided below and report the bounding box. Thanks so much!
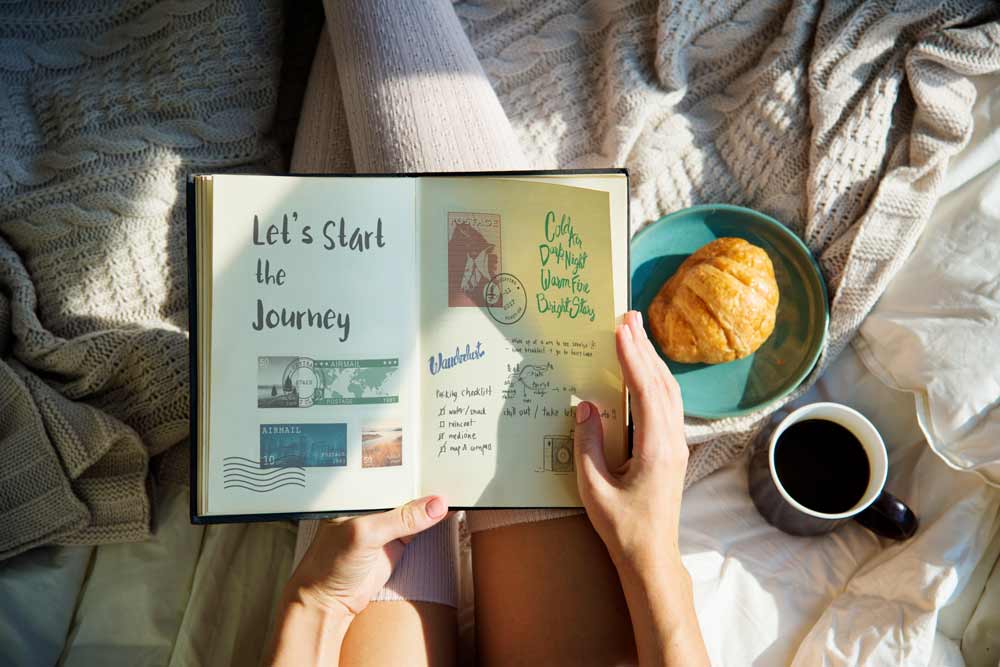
[2,0,998,558]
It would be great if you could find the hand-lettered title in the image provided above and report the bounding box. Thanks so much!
[250,212,387,341]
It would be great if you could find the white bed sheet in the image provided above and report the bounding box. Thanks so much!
[681,345,1000,666]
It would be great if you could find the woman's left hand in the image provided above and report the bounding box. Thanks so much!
[289,495,450,616]
[268,496,450,665]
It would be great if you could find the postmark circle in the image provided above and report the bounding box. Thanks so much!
[282,356,321,407]
[483,273,527,325]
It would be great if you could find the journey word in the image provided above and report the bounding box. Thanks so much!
[248,211,392,338]
[250,300,351,341]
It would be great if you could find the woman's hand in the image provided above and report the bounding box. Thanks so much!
[267,496,448,665]
[574,310,709,667]
[574,310,688,573]
[290,495,449,615]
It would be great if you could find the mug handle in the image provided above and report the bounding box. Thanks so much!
[854,491,919,540]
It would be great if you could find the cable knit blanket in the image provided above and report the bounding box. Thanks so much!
[1,0,998,558]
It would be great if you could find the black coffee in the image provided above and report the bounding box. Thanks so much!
[773,419,870,514]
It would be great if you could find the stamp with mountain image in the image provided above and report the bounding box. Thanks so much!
[447,211,501,307]
[362,425,403,468]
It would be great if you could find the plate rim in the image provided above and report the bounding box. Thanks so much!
[631,203,830,419]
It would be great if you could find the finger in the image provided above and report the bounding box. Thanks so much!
[630,310,680,405]
[573,401,613,492]
[634,325,684,427]
[360,495,448,547]
[627,310,657,369]
[623,311,658,387]
[616,324,640,426]
[626,309,647,341]
[616,318,659,417]
[621,311,679,463]
[627,311,665,385]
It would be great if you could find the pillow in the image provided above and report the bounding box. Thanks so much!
[856,75,1000,485]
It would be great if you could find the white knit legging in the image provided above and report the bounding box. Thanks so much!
[288,0,576,607]
[292,510,582,607]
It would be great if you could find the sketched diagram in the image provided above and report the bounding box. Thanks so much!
[542,435,574,473]
[223,456,305,493]
[503,361,554,402]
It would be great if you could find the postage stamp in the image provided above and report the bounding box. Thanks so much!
[484,273,527,325]
[361,425,403,468]
[257,356,399,407]
[447,212,501,307]
[259,423,347,468]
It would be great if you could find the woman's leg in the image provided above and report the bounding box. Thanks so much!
[295,0,554,661]
[289,26,463,665]
[470,513,638,666]
[291,516,459,667]
[340,602,456,667]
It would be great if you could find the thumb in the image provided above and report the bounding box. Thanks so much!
[574,401,612,492]
[363,495,449,547]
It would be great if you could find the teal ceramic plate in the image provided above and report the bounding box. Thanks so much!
[631,204,829,419]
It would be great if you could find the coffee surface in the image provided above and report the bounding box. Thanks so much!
[774,419,870,514]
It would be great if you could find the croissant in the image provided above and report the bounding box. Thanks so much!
[649,237,779,364]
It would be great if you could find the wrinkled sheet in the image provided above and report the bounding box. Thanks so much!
[857,72,1000,486]
[681,345,1000,666]
[0,483,296,666]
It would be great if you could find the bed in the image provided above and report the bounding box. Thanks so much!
[1,6,999,667]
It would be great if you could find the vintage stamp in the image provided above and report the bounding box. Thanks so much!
[361,425,403,468]
[259,423,347,468]
[258,356,399,407]
[447,212,501,307]
[484,273,527,325]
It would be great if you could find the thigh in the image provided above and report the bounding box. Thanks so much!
[340,601,457,667]
[472,515,637,666]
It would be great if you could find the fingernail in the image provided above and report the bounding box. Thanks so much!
[618,322,632,340]
[425,496,446,519]
[629,311,645,336]
[576,401,591,424]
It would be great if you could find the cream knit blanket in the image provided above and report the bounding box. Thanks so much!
[1,0,998,558]
[0,0,284,558]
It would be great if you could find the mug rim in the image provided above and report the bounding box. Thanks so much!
[767,402,889,521]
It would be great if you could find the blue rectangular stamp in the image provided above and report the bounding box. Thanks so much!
[259,423,347,468]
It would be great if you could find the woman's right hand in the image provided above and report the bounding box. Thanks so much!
[573,309,689,573]
[574,310,709,666]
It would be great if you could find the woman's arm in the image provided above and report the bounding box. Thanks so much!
[268,588,353,666]
[574,310,710,667]
[266,496,449,666]
[615,556,705,667]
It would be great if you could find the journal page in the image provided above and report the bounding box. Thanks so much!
[417,176,626,507]
[205,175,418,516]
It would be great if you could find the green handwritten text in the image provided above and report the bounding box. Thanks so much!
[536,210,596,320]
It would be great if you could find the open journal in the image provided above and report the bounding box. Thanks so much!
[188,170,629,522]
